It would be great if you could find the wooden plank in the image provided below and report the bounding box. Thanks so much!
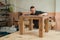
[39,17,44,37]
[45,18,49,32]
[19,17,24,34]
[29,19,33,30]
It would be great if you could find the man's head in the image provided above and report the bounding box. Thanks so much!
[30,6,36,14]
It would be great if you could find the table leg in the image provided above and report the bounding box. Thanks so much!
[29,19,33,30]
[45,18,49,32]
[39,17,44,37]
[19,17,24,34]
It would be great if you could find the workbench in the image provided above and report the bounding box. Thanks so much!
[18,15,49,37]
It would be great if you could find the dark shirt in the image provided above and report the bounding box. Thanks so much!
[30,11,45,28]
[30,11,45,15]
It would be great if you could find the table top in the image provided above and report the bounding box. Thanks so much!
[19,15,49,19]
[20,15,42,17]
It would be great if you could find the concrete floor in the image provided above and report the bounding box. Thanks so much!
[0,29,60,40]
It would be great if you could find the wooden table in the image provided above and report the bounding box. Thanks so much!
[18,15,49,37]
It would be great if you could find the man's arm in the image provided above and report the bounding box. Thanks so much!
[38,13,48,16]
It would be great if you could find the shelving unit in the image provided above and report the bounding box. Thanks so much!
[0,0,10,27]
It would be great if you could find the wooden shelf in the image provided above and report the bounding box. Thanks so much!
[0,1,10,27]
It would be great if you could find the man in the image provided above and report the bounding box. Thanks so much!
[30,6,47,28]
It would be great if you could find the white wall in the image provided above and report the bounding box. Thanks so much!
[10,0,55,12]
[56,0,60,12]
